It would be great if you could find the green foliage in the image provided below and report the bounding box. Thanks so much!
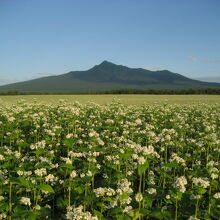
[0,101,219,219]
[38,184,55,193]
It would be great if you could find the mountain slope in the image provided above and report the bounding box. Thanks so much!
[0,61,220,93]
[195,76,220,83]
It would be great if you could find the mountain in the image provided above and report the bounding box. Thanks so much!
[0,61,220,93]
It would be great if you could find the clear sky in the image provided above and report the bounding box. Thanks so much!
[0,0,220,85]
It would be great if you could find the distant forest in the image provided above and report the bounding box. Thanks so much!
[102,88,220,94]
[0,88,220,95]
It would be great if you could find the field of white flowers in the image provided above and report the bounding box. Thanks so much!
[0,100,219,220]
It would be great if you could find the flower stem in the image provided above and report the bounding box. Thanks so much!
[175,198,178,220]
[9,183,12,220]
[208,186,212,215]
[195,197,199,218]
[68,187,71,207]
[139,174,142,193]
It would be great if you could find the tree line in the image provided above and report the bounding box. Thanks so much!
[0,88,220,95]
[102,88,220,94]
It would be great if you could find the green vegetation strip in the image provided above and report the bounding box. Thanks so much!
[0,94,220,105]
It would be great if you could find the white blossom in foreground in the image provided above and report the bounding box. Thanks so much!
[123,206,132,213]
[70,170,77,178]
[93,187,115,197]
[34,168,47,177]
[192,177,210,188]
[116,178,133,195]
[20,197,31,206]
[173,176,187,193]
[147,188,157,195]
[213,192,220,199]
[135,192,143,202]
[188,216,200,220]
[0,213,7,220]
[66,205,98,220]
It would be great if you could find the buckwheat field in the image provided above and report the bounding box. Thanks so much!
[0,99,220,220]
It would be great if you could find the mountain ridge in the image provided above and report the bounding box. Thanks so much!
[0,61,220,93]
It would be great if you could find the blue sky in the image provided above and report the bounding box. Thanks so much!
[0,0,220,85]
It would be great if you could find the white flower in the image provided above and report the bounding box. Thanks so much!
[173,176,187,193]
[188,216,200,220]
[45,174,57,183]
[170,153,186,165]
[147,188,157,195]
[17,170,24,176]
[135,193,143,202]
[192,177,210,188]
[61,157,72,164]
[135,119,142,125]
[34,205,41,210]
[123,206,132,213]
[0,196,4,201]
[93,187,115,197]
[70,170,77,178]
[211,173,218,179]
[20,197,31,206]
[66,205,98,220]
[117,179,133,195]
[66,133,73,139]
[137,156,145,165]
[166,195,171,199]
[87,170,93,177]
[121,196,132,205]
[127,171,133,176]
[0,213,7,219]
[8,117,15,122]
[94,187,105,197]
[0,155,5,161]
[80,173,85,178]
[34,168,47,177]
[213,192,220,199]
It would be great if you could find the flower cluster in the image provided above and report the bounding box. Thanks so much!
[173,176,187,193]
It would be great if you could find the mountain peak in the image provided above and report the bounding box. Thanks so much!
[99,60,116,66]
[90,60,119,71]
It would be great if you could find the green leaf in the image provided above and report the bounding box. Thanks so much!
[75,186,84,194]
[38,207,51,217]
[163,162,179,168]
[138,161,149,176]
[64,139,73,147]
[114,171,126,180]
[32,149,47,156]
[109,207,122,215]
[60,163,73,169]
[9,177,21,185]
[94,210,103,218]
[132,209,142,220]
[150,210,164,219]
[116,215,124,220]
[56,197,68,208]
[139,208,150,216]
[13,210,37,220]
[18,177,33,188]
[38,184,55,193]
[96,202,105,208]
[197,188,206,195]
[102,197,113,202]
